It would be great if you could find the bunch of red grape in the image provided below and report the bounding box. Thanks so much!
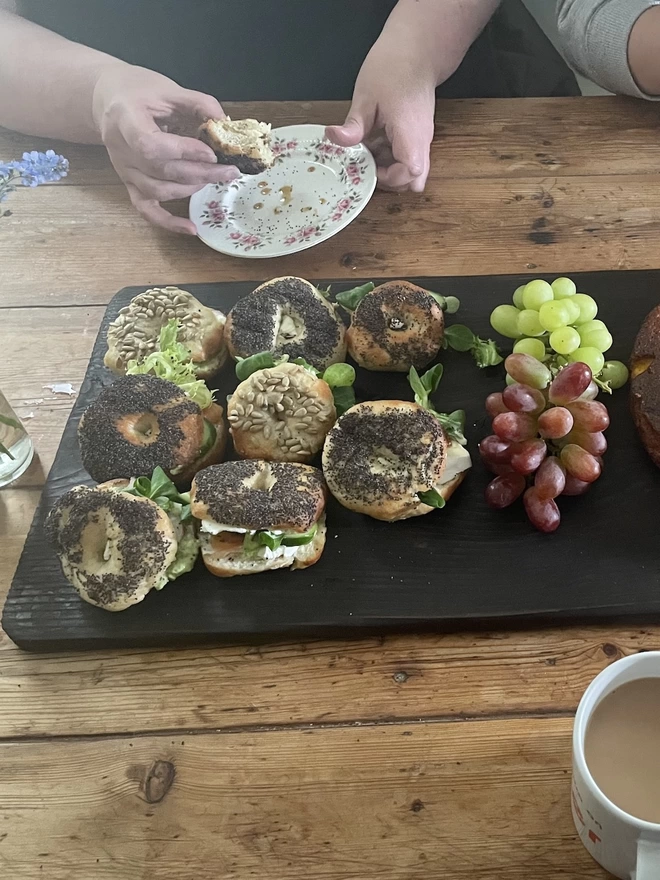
[480,354,610,533]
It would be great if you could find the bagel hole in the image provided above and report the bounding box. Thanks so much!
[244,464,277,492]
[388,316,407,332]
[276,308,306,345]
[369,446,405,477]
[118,413,161,446]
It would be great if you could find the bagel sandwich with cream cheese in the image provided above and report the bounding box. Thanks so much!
[191,460,327,576]
[45,468,199,612]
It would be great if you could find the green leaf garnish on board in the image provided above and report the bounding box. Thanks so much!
[408,365,467,446]
[417,488,446,508]
[444,324,503,369]
[335,282,375,311]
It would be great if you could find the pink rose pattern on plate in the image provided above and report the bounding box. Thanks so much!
[200,137,372,252]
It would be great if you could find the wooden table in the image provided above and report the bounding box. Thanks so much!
[1,97,659,879]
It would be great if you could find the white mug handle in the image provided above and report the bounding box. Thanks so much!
[634,839,660,880]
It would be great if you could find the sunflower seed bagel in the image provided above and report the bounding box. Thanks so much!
[105,286,227,378]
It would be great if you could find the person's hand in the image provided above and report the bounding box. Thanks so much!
[92,65,238,234]
[326,42,437,193]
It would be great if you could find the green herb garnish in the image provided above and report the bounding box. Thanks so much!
[235,351,280,381]
[408,365,467,446]
[417,488,446,508]
[335,282,375,311]
[125,466,192,522]
[127,320,213,409]
[427,292,461,314]
[444,324,503,369]
[243,524,318,556]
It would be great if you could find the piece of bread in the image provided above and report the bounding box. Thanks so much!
[105,287,227,379]
[199,514,327,577]
[346,281,445,372]
[191,460,326,533]
[631,304,660,467]
[78,375,204,484]
[225,277,346,372]
[45,485,177,612]
[322,400,451,521]
[228,363,336,463]
[199,117,274,175]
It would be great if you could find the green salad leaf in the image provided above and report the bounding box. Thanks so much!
[125,466,192,521]
[127,320,213,409]
[417,488,446,508]
[408,366,467,446]
[243,524,318,557]
[444,323,503,369]
[335,282,375,311]
[235,351,280,381]
[427,292,461,314]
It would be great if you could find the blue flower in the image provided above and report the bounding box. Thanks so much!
[0,149,69,187]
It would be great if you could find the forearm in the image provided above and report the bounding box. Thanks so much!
[556,0,660,99]
[381,0,500,84]
[0,10,127,142]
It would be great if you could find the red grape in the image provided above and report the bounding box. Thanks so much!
[502,383,546,414]
[534,457,566,500]
[560,444,601,483]
[479,434,514,464]
[492,412,539,442]
[486,392,508,417]
[548,362,593,405]
[562,473,591,496]
[566,400,610,433]
[505,354,552,390]
[567,429,607,456]
[524,488,561,533]
[511,438,547,475]
[538,407,574,440]
[485,473,527,509]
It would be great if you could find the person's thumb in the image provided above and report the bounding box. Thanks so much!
[326,103,375,147]
[177,89,225,122]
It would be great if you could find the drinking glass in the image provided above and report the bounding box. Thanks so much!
[0,390,34,488]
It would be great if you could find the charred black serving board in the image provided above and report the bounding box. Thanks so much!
[5,272,660,651]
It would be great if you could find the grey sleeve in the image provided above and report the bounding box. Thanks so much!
[556,0,660,98]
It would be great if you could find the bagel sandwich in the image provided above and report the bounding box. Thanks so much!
[105,288,227,379]
[322,400,471,522]
[345,281,445,372]
[199,117,273,175]
[45,469,199,611]
[78,374,226,485]
[225,277,346,372]
[191,461,327,576]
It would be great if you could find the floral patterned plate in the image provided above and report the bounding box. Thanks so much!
[189,124,376,259]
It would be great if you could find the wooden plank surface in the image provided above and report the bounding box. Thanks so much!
[0,717,608,880]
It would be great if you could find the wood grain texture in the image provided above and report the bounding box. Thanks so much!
[0,623,655,739]
[0,717,609,880]
[5,174,660,309]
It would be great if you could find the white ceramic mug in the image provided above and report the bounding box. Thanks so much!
[572,652,660,879]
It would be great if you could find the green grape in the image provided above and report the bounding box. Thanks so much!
[551,277,577,299]
[513,338,547,361]
[600,360,629,389]
[579,325,613,353]
[505,353,552,389]
[505,373,517,386]
[512,285,526,309]
[490,304,521,338]
[572,293,598,324]
[562,298,581,325]
[579,319,607,333]
[539,300,571,332]
[522,279,554,310]
[518,309,545,337]
[570,347,605,375]
[550,327,581,355]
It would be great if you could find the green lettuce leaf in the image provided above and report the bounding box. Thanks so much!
[127,319,213,409]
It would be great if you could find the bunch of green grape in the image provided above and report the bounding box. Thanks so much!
[490,277,628,389]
